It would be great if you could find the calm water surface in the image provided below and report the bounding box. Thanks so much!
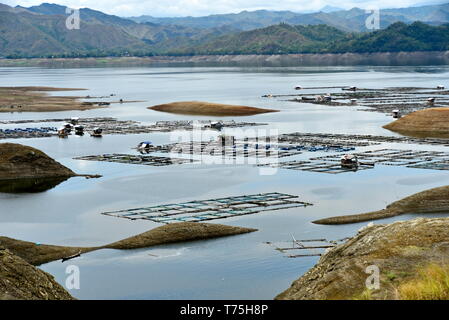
[1,66,449,299]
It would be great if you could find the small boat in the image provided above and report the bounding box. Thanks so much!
[437,85,445,90]
[350,99,358,105]
[61,251,82,263]
[137,141,152,150]
[343,86,357,91]
[341,154,359,168]
[295,85,302,90]
[427,97,436,105]
[70,117,79,125]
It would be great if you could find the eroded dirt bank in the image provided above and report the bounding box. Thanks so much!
[1,52,449,67]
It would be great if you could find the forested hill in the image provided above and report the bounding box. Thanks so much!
[1,2,449,58]
[169,22,449,55]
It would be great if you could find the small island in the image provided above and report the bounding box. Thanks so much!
[149,101,278,116]
[0,86,108,112]
[0,222,257,266]
[313,185,449,225]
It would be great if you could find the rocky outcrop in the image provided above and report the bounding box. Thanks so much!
[276,218,449,300]
[0,143,75,180]
[0,248,73,300]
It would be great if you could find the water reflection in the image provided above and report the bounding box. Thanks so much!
[0,177,70,194]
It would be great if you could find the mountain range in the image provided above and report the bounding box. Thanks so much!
[128,3,449,31]
[0,2,449,58]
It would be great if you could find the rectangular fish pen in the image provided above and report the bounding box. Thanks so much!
[101,192,312,223]
[74,154,197,166]
[260,148,449,174]
[267,237,350,258]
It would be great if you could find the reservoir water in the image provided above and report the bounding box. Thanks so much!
[1,65,449,299]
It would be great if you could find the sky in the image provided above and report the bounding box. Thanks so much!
[2,0,447,17]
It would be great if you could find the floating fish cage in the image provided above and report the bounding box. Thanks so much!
[74,154,197,166]
[260,148,449,174]
[312,149,449,167]
[267,237,350,258]
[0,118,267,139]
[0,127,57,139]
[165,141,304,159]
[282,86,449,116]
[101,192,313,224]
[259,160,374,174]
[272,132,449,147]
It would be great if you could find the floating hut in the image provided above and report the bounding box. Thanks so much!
[63,123,73,132]
[392,109,401,118]
[74,125,84,135]
[91,128,103,137]
[57,127,69,137]
[340,154,358,168]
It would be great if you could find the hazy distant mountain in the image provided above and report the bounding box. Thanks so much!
[170,22,449,55]
[129,10,301,30]
[129,3,449,32]
[319,5,344,13]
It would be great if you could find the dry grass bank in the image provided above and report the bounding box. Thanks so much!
[276,217,449,300]
[383,107,449,138]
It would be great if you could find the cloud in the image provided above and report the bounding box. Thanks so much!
[2,0,447,17]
